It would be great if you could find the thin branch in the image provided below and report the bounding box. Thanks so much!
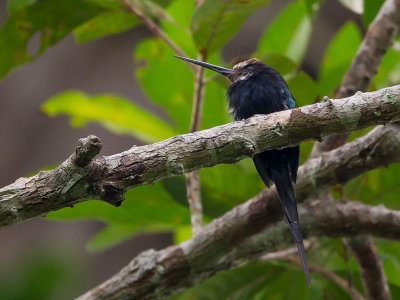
[76,200,400,300]
[122,0,196,72]
[260,240,313,262]
[289,256,366,300]
[313,0,400,154]
[195,0,204,9]
[186,53,207,236]
[1,86,400,227]
[257,243,365,300]
[189,56,206,133]
[185,171,203,235]
[344,236,392,300]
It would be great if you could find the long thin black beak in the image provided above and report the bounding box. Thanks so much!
[174,56,234,76]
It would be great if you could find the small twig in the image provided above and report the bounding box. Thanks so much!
[122,0,196,72]
[260,240,313,262]
[287,256,365,300]
[186,170,203,235]
[189,55,206,133]
[186,53,207,235]
[344,235,391,300]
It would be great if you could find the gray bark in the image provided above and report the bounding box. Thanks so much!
[1,86,400,227]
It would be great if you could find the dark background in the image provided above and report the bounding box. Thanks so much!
[0,0,360,298]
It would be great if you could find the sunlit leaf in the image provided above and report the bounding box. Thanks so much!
[0,0,105,79]
[48,181,191,251]
[318,22,361,96]
[160,0,197,57]
[191,0,271,54]
[339,0,364,14]
[135,38,194,131]
[41,90,177,142]
[257,1,313,64]
[74,10,139,43]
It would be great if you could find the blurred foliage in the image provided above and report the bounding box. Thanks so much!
[0,250,84,300]
[2,0,400,298]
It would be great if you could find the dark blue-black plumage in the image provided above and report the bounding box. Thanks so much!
[175,56,310,286]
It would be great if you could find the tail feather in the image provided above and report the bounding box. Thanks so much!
[272,166,311,286]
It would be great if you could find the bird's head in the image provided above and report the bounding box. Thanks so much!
[174,56,264,84]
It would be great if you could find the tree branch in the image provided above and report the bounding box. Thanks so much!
[310,2,400,296]
[313,0,400,154]
[1,86,400,227]
[76,199,400,300]
[344,236,391,300]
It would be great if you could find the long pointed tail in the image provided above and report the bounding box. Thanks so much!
[271,166,311,286]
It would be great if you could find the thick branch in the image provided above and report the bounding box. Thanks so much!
[1,86,400,227]
[344,236,391,300]
[77,199,400,300]
[314,0,400,153]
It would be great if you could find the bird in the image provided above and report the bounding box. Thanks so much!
[175,55,311,286]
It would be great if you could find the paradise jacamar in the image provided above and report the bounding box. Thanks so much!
[175,56,311,285]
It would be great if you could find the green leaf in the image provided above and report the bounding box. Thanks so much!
[363,0,384,26]
[160,0,197,57]
[0,0,105,79]
[127,0,178,26]
[374,48,400,90]
[191,0,271,55]
[74,10,140,43]
[344,164,400,209]
[286,71,319,107]
[172,263,285,300]
[41,90,177,143]
[172,262,324,300]
[258,53,298,76]
[200,161,263,218]
[87,0,124,9]
[86,223,141,252]
[48,181,191,251]
[256,1,312,64]
[75,0,176,44]
[318,22,361,96]
[6,0,36,14]
[161,161,261,220]
[135,38,194,131]
[304,0,322,15]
